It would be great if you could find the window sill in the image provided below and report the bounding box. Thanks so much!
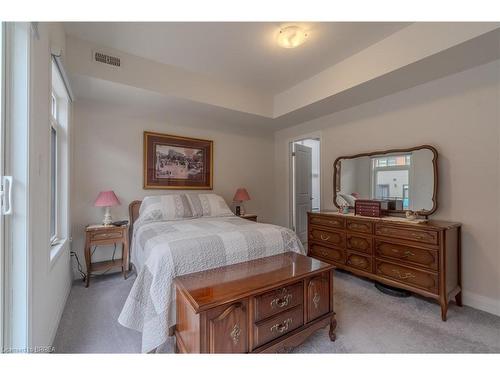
[50,238,68,267]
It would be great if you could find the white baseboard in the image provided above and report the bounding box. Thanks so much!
[462,291,500,317]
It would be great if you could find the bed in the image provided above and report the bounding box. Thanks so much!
[118,194,305,352]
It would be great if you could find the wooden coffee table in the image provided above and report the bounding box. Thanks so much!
[174,252,336,353]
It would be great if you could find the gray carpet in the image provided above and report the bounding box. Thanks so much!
[53,270,500,353]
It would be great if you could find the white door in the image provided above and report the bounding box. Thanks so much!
[293,143,312,244]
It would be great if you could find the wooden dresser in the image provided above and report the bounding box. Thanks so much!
[174,253,336,353]
[307,211,461,320]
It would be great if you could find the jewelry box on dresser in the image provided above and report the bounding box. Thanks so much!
[308,145,462,321]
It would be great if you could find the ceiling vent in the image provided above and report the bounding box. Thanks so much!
[94,51,121,67]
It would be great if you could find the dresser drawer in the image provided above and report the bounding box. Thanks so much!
[253,305,304,349]
[309,215,345,229]
[309,243,345,264]
[375,224,439,245]
[309,227,345,248]
[306,272,330,322]
[346,219,373,234]
[375,260,438,294]
[346,233,372,255]
[90,229,123,241]
[346,251,372,273]
[375,240,438,270]
[254,282,303,322]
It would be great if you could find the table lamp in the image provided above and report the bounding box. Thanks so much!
[94,190,120,226]
[233,188,250,216]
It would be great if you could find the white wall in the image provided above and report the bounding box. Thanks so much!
[274,60,500,316]
[71,100,275,270]
[29,23,72,348]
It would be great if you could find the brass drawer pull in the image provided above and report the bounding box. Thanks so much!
[348,259,365,267]
[320,234,330,241]
[229,324,241,345]
[390,248,415,258]
[270,294,292,309]
[312,292,321,309]
[392,269,416,280]
[270,318,292,334]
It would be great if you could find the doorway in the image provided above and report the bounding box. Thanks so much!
[290,138,320,245]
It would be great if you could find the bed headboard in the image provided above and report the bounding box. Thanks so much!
[128,200,142,242]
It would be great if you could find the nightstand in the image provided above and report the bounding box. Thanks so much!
[84,224,130,287]
[239,214,257,222]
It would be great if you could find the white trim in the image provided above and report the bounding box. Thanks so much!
[462,291,500,317]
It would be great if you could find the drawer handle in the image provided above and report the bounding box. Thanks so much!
[270,318,293,334]
[348,258,365,267]
[271,294,292,309]
[312,292,321,309]
[392,269,416,280]
[229,324,241,345]
[320,234,330,241]
[390,248,415,258]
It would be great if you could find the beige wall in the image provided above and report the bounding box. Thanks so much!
[71,100,275,267]
[274,61,500,315]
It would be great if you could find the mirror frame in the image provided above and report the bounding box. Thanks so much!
[333,145,438,216]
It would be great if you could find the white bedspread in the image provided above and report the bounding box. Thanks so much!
[118,215,304,352]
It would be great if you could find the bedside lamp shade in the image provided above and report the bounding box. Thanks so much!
[233,188,250,202]
[94,191,120,226]
[233,188,250,216]
[94,191,120,207]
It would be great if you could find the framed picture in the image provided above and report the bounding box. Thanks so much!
[143,131,213,189]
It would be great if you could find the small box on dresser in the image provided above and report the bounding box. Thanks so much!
[307,211,462,321]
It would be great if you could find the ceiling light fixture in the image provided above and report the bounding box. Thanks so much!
[277,26,308,49]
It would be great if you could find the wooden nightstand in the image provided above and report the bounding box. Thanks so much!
[84,224,130,287]
[239,214,257,222]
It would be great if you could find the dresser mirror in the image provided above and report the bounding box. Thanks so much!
[333,145,438,216]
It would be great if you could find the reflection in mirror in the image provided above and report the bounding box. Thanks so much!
[335,147,436,214]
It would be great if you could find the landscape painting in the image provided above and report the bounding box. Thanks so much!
[144,131,213,189]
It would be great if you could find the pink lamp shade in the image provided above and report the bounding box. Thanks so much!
[233,188,250,202]
[94,191,120,207]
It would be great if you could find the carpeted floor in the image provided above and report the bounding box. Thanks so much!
[53,270,500,353]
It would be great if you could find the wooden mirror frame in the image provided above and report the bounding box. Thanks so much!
[333,145,438,216]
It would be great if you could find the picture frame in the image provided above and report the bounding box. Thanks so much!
[143,131,213,189]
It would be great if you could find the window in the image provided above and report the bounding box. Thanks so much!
[50,59,70,249]
[371,154,411,209]
[50,124,57,241]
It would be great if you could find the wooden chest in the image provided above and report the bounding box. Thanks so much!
[174,253,336,353]
[307,212,462,321]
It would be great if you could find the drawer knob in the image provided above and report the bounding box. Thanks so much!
[271,294,292,309]
[392,269,416,280]
[270,318,292,334]
[320,234,330,241]
[229,324,241,345]
[312,292,321,309]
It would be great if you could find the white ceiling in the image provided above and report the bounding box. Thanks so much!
[64,22,410,94]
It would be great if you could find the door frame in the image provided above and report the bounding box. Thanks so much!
[288,133,322,233]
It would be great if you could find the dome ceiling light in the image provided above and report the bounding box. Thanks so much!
[277,26,308,49]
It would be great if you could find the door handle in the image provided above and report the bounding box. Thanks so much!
[1,176,13,215]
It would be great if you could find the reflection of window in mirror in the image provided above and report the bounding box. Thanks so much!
[371,154,412,209]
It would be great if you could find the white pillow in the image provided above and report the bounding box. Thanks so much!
[185,193,234,217]
[139,194,194,222]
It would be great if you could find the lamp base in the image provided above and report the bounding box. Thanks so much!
[103,207,113,226]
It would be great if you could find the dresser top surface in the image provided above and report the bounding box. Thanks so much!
[309,211,461,229]
[174,252,333,312]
